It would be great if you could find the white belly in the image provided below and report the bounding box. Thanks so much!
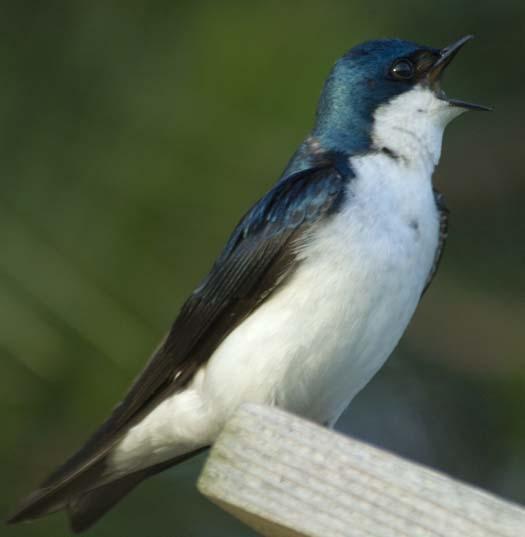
[111,152,440,472]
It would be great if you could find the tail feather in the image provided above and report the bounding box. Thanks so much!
[7,447,208,533]
[67,472,147,533]
[67,448,207,533]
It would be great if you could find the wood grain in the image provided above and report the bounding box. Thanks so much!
[198,404,525,537]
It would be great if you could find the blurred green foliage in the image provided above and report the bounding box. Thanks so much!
[1,2,524,536]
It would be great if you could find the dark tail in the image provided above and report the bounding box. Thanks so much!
[7,447,207,533]
[67,468,160,533]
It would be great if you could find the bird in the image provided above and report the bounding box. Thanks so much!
[7,35,490,533]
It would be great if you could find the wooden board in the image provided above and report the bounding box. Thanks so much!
[198,403,525,537]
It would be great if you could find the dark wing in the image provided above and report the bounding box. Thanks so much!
[15,154,353,505]
[422,189,449,295]
[115,156,351,428]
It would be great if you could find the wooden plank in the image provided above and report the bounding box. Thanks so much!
[198,404,525,537]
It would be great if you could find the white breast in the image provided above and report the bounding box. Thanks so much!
[111,87,452,473]
[203,152,439,425]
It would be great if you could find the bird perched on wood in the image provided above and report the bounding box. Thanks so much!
[7,35,490,533]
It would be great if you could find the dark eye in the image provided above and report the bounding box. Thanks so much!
[390,59,415,80]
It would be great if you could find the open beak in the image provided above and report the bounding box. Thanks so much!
[428,35,492,112]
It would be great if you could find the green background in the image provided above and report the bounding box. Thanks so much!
[1,2,524,536]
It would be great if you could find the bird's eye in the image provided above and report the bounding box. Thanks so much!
[390,59,415,81]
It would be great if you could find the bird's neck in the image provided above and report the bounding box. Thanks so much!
[282,87,455,180]
[280,80,376,179]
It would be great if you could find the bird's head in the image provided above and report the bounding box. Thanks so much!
[312,36,490,161]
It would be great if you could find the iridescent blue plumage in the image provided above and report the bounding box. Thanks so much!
[283,39,438,177]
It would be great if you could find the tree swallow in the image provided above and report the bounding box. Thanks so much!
[8,36,490,533]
